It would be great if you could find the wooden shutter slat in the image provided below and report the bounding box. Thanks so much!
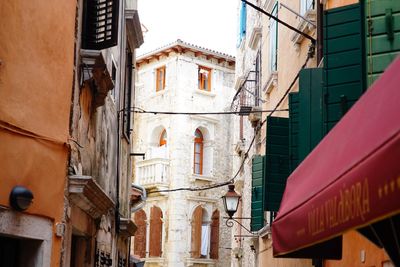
[251,155,265,231]
[134,210,147,258]
[298,68,324,162]
[210,210,220,259]
[265,117,289,213]
[82,0,119,50]
[289,93,300,172]
[149,207,163,257]
[323,3,365,133]
[191,206,202,258]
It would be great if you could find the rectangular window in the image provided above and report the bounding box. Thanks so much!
[156,66,166,91]
[81,0,120,50]
[269,3,278,72]
[198,66,211,91]
[300,0,314,15]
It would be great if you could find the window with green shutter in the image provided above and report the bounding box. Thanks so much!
[251,155,265,231]
[366,0,400,86]
[323,3,365,133]
[298,68,324,162]
[289,93,300,173]
[265,116,289,213]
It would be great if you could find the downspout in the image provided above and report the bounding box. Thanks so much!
[131,184,147,212]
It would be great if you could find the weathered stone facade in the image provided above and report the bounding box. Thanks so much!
[132,40,235,267]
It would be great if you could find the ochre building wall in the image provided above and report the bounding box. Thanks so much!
[0,1,76,266]
[325,231,391,267]
[326,0,359,9]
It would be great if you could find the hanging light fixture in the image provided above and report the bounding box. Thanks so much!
[222,184,241,219]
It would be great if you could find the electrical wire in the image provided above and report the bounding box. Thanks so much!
[132,108,288,116]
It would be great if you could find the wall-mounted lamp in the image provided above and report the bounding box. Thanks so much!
[9,186,34,211]
[222,184,241,218]
[222,184,255,235]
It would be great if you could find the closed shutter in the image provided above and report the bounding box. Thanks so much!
[149,206,162,257]
[191,206,202,258]
[323,3,365,133]
[265,116,289,212]
[251,155,265,231]
[366,0,400,86]
[210,210,220,259]
[299,68,324,162]
[82,0,120,50]
[133,210,147,258]
[289,93,299,173]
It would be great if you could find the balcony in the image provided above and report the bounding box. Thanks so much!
[136,158,169,191]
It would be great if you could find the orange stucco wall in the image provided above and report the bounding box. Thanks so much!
[326,0,359,9]
[325,230,391,267]
[0,1,76,266]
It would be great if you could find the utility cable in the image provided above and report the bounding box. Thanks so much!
[132,108,288,116]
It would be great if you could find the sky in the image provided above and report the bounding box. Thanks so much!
[137,0,238,57]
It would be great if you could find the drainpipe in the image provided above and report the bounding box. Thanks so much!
[131,184,147,212]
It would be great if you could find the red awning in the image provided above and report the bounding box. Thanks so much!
[272,57,400,259]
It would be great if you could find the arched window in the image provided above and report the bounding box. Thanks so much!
[133,210,147,258]
[159,129,167,146]
[149,206,163,257]
[194,129,203,175]
[210,210,220,259]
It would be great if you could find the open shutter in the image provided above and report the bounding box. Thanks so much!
[323,3,365,133]
[289,93,299,173]
[191,206,202,258]
[82,0,120,50]
[265,117,289,213]
[210,210,220,259]
[149,207,162,257]
[251,155,265,231]
[298,68,324,161]
[134,210,147,258]
[366,0,400,86]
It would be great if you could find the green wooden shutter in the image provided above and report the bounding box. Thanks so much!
[323,3,365,133]
[265,116,289,212]
[289,93,299,173]
[299,68,324,162]
[251,155,265,231]
[366,0,400,86]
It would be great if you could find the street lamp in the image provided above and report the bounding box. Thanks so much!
[222,184,256,235]
[222,184,241,218]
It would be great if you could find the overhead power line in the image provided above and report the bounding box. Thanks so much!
[132,108,289,116]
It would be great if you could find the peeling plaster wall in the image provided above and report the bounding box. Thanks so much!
[133,50,235,267]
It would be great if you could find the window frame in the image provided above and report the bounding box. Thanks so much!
[193,129,204,175]
[198,66,212,91]
[269,3,278,72]
[300,0,314,15]
[155,66,166,91]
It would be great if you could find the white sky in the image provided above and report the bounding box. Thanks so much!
[137,0,238,56]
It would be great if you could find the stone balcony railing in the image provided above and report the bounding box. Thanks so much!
[135,158,169,191]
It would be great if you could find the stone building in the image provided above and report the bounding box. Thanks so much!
[131,40,235,267]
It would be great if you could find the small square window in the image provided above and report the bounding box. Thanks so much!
[198,66,211,91]
[155,66,166,91]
